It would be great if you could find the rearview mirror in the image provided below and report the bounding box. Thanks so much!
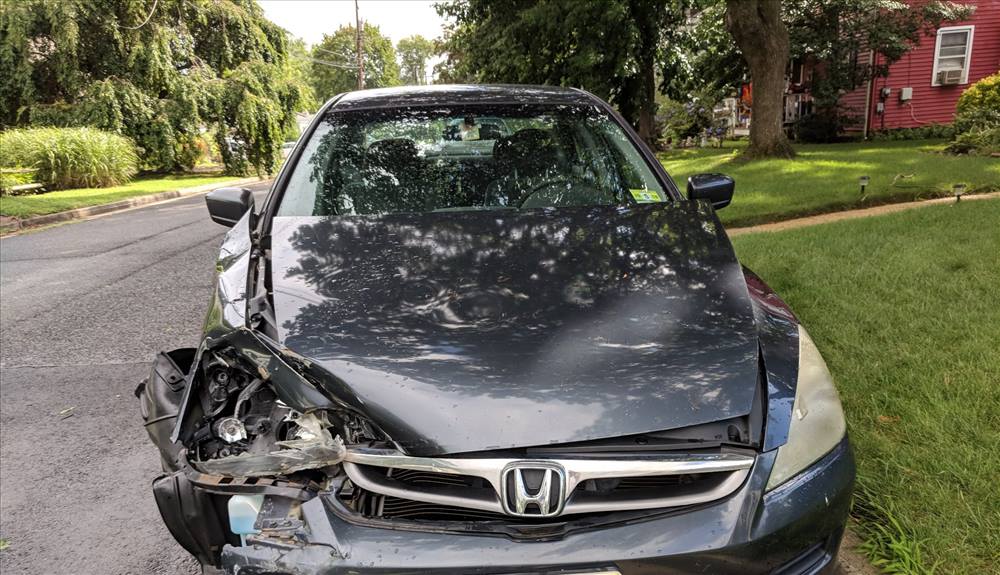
[205,187,254,227]
[686,173,735,210]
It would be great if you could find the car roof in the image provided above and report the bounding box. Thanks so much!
[329,84,598,111]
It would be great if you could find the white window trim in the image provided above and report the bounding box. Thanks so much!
[931,25,975,86]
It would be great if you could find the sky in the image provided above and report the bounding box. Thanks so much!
[257,0,448,47]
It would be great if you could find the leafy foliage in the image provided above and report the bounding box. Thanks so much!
[0,168,38,195]
[0,127,138,190]
[954,73,1000,130]
[0,0,305,175]
[286,38,319,113]
[784,0,971,141]
[661,1,746,103]
[658,88,724,142]
[660,0,971,146]
[435,0,689,144]
[310,23,400,100]
[397,35,435,85]
[947,73,1000,155]
[871,124,955,141]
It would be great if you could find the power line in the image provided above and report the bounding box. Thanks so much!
[302,56,359,70]
[118,0,159,30]
[314,47,355,60]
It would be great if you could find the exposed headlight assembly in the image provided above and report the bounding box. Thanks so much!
[766,326,847,491]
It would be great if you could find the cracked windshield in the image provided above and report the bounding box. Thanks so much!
[277,104,667,216]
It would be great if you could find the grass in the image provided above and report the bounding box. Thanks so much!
[660,139,1000,227]
[0,127,138,189]
[0,173,239,219]
[731,198,1000,574]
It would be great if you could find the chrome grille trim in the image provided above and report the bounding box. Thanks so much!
[343,447,755,517]
[346,462,503,513]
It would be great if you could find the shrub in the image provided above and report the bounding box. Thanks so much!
[948,73,1000,155]
[954,73,1000,133]
[658,90,722,145]
[0,127,138,189]
[793,109,841,143]
[948,125,1000,155]
[871,124,955,141]
[0,168,39,195]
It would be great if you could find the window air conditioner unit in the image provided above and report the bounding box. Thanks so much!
[937,68,962,85]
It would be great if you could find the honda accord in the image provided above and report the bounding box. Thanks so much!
[138,85,854,574]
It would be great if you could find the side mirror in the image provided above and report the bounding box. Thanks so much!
[687,173,735,210]
[205,187,254,227]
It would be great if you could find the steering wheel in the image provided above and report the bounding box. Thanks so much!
[516,178,602,209]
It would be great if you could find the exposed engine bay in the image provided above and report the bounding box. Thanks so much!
[138,329,392,481]
[137,328,764,569]
[183,346,347,478]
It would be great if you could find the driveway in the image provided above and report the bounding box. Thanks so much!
[0,183,269,574]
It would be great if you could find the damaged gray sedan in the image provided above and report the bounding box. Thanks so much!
[139,85,854,574]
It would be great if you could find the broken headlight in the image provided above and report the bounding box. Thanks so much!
[765,326,847,491]
[186,348,347,478]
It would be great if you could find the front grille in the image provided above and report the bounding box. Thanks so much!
[370,469,508,521]
[380,496,510,521]
[578,473,702,492]
[341,448,755,524]
[390,469,483,488]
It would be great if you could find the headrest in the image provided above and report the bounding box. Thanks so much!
[365,138,420,170]
[492,129,561,177]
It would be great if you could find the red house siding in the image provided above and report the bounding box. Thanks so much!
[867,0,1000,130]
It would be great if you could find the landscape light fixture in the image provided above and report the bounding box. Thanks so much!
[859,176,870,194]
[953,183,967,202]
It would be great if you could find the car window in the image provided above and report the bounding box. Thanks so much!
[276,103,667,217]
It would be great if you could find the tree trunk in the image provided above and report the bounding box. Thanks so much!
[637,56,656,146]
[725,0,795,159]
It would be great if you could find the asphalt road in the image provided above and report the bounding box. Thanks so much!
[0,182,270,575]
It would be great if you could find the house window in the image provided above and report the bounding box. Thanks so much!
[931,26,974,86]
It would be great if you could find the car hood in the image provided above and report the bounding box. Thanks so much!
[268,202,759,456]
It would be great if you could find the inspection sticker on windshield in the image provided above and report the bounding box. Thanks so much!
[629,189,663,203]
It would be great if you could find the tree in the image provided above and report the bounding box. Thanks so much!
[435,0,689,146]
[397,35,435,85]
[0,0,307,175]
[660,1,746,103]
[287,38,319,113]
[724,0,795,159]
[785,0,973,140]
[310,23,399,99]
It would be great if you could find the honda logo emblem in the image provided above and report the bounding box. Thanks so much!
[500,462,567,517]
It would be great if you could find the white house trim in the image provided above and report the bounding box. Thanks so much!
[931,25,975,86]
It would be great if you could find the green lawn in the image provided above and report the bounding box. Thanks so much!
[661,140,1000,227]
[0,173,240,219]
[732,199,1000,574]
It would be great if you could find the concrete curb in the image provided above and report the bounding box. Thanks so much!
[1,176,263,233]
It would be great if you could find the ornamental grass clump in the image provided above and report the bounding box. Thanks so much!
[0,127,138,190]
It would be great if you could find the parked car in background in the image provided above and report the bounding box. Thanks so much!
[138,85,854,574]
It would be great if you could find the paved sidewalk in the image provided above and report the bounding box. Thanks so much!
[728,191,1000,236]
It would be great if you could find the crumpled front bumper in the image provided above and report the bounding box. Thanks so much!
[208,439,853,575]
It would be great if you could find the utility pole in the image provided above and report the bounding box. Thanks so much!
[355,0,364,90]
